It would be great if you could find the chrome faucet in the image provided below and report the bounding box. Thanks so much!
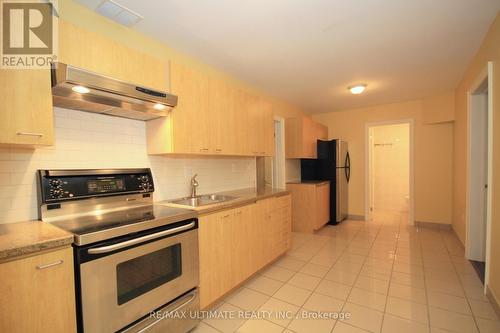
[190,174,199,198]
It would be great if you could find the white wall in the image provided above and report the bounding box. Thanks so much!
[0,108,256,224]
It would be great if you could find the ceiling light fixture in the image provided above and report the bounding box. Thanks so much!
[72,85,90,94]
[348,84,367,95]
[153,103,167,111]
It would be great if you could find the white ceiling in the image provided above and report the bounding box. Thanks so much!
[76,0,500,114]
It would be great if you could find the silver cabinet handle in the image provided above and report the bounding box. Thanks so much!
[17,132,44,137]
[36,260,63,270]
[136,291,197,333]
[88,222,196,254]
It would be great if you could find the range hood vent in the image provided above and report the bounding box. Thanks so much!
[51,62,177,121]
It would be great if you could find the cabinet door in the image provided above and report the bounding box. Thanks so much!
[261,100,275,156]
[231,205,254,282]
[0,247,76,333]
[170,62,211,154]
[315,183,330,230]
[198,212,233,308]
[59,20,167,91]
[0,69,54,146]
[209,78,238,155]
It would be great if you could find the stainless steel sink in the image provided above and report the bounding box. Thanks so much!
[170,194,237,207]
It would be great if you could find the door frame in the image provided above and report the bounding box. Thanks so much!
[273,116,286,189]
[465,62,493,287]
[364,119,415,224]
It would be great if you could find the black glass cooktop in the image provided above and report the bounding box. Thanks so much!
[49,205,192,236]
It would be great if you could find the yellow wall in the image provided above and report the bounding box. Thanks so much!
[58,0,304,120]
[422,91,455,124]
[313,100,454,224]
[453,13,500,304]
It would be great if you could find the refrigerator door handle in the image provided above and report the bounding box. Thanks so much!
[345,152,351,183]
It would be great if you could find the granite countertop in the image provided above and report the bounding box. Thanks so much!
[157,187,290,215]
[0,221,74,262]
[287,180,330,185]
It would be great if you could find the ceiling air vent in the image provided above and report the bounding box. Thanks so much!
[95,0,143,27]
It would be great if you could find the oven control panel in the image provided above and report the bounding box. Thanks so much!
[38,169,154,203]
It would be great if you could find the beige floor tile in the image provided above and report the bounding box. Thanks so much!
[236,318,284,333]
[427,291,472,315]
[392,262,424,276]
[381,314,429,333]
[191,322,222,333]
[273,284,312,306]
[360,265,392,281]
[348,288,387,311]
[258,297,300,327]
[426,278,465,297]
[225,288,270,311]
[332,322,371,332]
[385,296,428,324]
[324,269,359,286]
[333,260,363,274]
[261,265,296,282]
[303,292,345,313]
[388,282,427,304]
[203,303,247,333]
[476,318,500,333]
[299,262,331,277]
[463,283,491,302]
[469,299,499,320]
[288,272,322,291]
[429,307,478,333]
[315,279,353,301]
[275,256,308,271]
[340,302,384,333]
[287,310,336,333]
[390,271,425,289]
[354,275,390,295]
[245,275,284,296]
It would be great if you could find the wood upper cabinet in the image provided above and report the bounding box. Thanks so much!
[198,195,291,308]
[59,20,168,91]
[0,247,77,333]
[0,69,54,146]
[147,61,275,156]
[285,116,328,158]
[287,182,330,233]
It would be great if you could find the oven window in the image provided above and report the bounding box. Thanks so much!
[116,244,182,305]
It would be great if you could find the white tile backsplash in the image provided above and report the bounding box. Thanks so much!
[0,108,256,224]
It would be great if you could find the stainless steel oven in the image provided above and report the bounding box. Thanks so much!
[37,169,200,333]
[77,219,199,333]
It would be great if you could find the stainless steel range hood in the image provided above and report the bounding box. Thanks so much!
[51,62,177,121]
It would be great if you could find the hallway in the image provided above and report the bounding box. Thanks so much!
[194,219,500,333]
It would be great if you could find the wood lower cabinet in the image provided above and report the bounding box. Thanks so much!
[0,247,77,333]
[285,116,328,158]
[287,182,330,233]
[147,61,274,156]
[0,69,54,146]
[198,194,291,308]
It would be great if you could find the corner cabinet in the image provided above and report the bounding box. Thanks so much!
[198,194,291,308]
[146,61,274,156]
[0,69,54,146]
[285,116,328,158]
[0,247,77,333]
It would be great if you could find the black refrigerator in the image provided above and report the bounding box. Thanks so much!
[301,139,350,224]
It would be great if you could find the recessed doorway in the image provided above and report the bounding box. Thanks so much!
[366,120,414,225]
[466,63,493,286]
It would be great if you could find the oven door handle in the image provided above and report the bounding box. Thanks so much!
[87,221,196,254]
[135,291,197,333]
